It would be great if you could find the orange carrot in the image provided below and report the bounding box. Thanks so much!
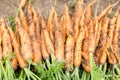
[20,0,27,8]
[7,26,27,68]
[65,35,74,68]
[11,58,18,70]
[41,19,54,55]
[16,17,33,62]
[54,11,64,62]
[28,4,42,64]
[41,31,50,60]
[61,5,67,43]
[32,7,41,42]
[97,1,119,21]
[72,0,84,41]
[85,0,96,25]
[82,59,90,72]
[20,8,29,32]
[1,21,12,58]
[74,26,84,67]
[47,7,55,44]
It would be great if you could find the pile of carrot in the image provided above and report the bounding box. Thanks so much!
[0,0,120,74]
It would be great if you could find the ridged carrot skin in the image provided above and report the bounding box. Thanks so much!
[28,4,42,64]
[20,8,29,33]
[41,31,50,60]
[16,17,33,62]
[54,11,64,62]
[85,0,96,25]
[72,0,84,41]
[41,19,54,55]
[8,26,27,68]
[65,35,74,68]
[74,26,84,67]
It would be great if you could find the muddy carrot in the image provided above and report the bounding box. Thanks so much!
[7,26,27,68]
[19,8,29,32]
[85,0,96,25]
[65,35,74,68]
[41,19,54,55]
[41,30,50,60]
[1,20,12,58]
[11,58,18,70]
[28,4,42,64]
[97,1,119,21]
[47,7,55,44]
[20,0,27,8]
[82,59,90,72]
[74,26,84,67]
[72,0,84,41]
[32,7,41,42]
[54,11,64,62]
[16,17,33,62]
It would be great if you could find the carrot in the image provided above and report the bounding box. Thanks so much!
[72,0,84,41]
[82,25,89,60]
[32,7,41,42]
[11,58,18,70]
[28,4,42,64]
[54,11,64,62]
[108,53,117,64]
[65,35,74,68]
[99,50,107,64]
[74,11,85,67]
[7,26,27,68]
[16,17,33,62]
[61,6,67,43]
[97,1,119,21]
[95,20,102,47]
[65,5,73,36]
[82,59,90,72]
[19,0,28,8]
[94,47,102,64]
[0,20,3,59]
[1,22,12,58]
[99,17,109,64]
[112,13,120,63]
[74,26,84,67]
[88,21,96,53]
[41,19,54,55]
[47,7,55,44]
[85,0,96,25]
[19,8,29,32]
[41,30,50,60]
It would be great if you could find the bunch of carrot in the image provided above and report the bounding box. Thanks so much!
[0,0,120,78]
